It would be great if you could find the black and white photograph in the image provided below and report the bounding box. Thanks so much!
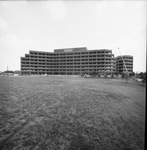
[0,0,146,149]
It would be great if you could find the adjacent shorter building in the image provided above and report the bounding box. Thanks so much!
[116,55,133,74]
[21,47,116,75]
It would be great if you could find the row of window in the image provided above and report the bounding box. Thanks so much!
[116,61,133,63]
[117,57,133,60]
[22,59,112,61]
[116,63,133,65]
[21,63,114,67]
[117,67,133,70]
[22,69,115,72]
[23,55,113,60]
[21,65,115,68]
[29,51,112,56]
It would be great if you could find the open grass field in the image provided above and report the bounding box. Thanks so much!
[0,76,146,150]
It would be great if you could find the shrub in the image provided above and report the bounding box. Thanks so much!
[104,73,107,78]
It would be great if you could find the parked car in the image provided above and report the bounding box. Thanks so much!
[134,78,143,82]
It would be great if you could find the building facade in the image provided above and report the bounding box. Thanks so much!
[116,55,133,74]
[21,47,116,75]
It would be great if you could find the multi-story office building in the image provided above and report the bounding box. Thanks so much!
[21,47,116,75]
[116,55,133,74]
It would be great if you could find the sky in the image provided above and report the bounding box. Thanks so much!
[0,0,146,72]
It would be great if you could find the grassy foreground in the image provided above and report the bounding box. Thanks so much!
[0,76,146,150]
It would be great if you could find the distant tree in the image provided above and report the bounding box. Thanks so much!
[139,72,144,79]
[129,72,135,77]
[114,72,119,78]
[104,73,107,78]
[136,72,142,78]
[122,72,125,79]
[142,72,146,83]
[4,70,14,73]
[81,70,89,77]
[97,73,100,77]
[81,72,85,77]
[90,70,97,78]
[111,74,114,78]
[115,72,119,75]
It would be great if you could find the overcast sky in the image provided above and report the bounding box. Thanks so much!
[0,0,146,72]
